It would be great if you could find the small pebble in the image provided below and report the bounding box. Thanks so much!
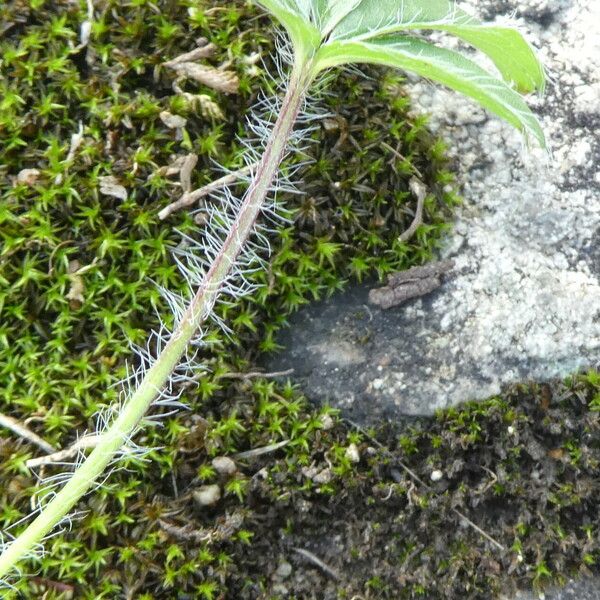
[274,561,292,580]
[271,584,288,596]
[212,456,237,476]
[99,175,127,201]
[313,468,332,485]
[159,110,187,129]
[16,168,41,186]
[320,414,335,430]
[345,443,360,463]
[193,484,221,507]
[430,469,443,482]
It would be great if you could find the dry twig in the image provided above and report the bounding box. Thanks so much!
[398,176,427,243]
[292,547,341,581]
[55,122,84,185]
[218,368,294,380]
[234,440,290,460]
[158,162,259,220]
[369,259,455,309]
[179,153,198,193]
[159,511,244,544]
[26,435,102,469]
[162,43,216,67]
[182,368,294,391]
[381,141,423,178]
[0,413,56,455]
[165,63,239,94]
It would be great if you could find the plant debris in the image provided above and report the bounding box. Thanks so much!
[99,175,128,201]
[369,259,456,309]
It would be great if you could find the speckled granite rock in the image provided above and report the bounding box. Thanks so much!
[267,0,600,418]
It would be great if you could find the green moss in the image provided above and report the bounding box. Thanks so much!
[0,0,455,596]
[3,2,596,600]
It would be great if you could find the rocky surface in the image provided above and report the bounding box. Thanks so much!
[511,578,600,600]
[267,0,600,418]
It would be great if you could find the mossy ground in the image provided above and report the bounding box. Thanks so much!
[0,1,598,599]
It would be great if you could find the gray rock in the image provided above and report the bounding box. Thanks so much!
[267,0,600,420]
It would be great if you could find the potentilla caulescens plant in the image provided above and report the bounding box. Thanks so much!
[0,0,545,582]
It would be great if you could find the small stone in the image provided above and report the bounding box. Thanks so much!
[271,583,289,596]
[507,426,515,435]
[193,484,221,507]
[345,443,360,464]
[256,467,268,480]
[274,561,292,580]
[212,456,237,476]
[66,272,85,307]
[80,19,92,46]
[160,110,187,129]
[430,469,443,482]
[301,466,318,480]
[322,117,339,133]
[312,467,332,485]
[16,168,41,186]
[320,414,334,430]
[297,498,312,513]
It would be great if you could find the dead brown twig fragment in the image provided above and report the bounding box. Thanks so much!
[26,435,103,469]
[292,547,341,581]
[162,43,217,67]
[165,62,239,94]
[218,368,294,380]
[369,259,455,309]
[158,162,259,220]
[398,176,428,243]
[159,511,244,545]
[234,440,290,460]
[0,413,56,455]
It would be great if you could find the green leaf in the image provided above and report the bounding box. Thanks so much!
[318,0,362,37]
[314,36,546,147]
[328,0,545,93]
[290,0,312,17]
[330,0,475,40]
[254,0,545,144]
[432,25,545,94]
[255,0,320,60]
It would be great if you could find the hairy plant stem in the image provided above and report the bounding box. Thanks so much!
[0,64,310,580]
